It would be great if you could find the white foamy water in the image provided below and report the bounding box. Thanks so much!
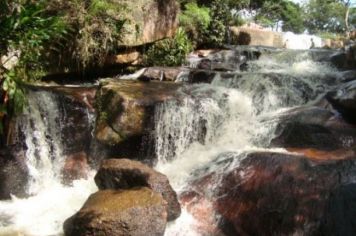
[0,91,97,236]
[283,32,323,49]
[0,176,96,236]
[155,49,340,235]
[0,48,341,236]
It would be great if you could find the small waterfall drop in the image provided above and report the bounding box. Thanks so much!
[155,48,340,234]
[0,90,97,236]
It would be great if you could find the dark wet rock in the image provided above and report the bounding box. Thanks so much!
[95,80,181,150]
[214,152,356,236]
[271,106,356,150]
[0,147,28,199]
[320,183,356,236]
[63,188,167,236]
[61,151,89,184]
[197,59,212,70]
[95,158,181,221]
[330,44,356,70]
[326,80,356,123]
[21,86,96,157]
[337,70,356,83]
[188,70,216,83]
[330,51,348,70]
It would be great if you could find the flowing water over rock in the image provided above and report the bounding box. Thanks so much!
[0,47,344,235]
[0,90,97,236]
[155,48,340,235]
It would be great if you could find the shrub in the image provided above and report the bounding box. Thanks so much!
[179,2,211,47]
[144,27,193,66]
[202,0,230,48]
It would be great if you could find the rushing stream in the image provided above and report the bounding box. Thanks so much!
[0,47,340,235]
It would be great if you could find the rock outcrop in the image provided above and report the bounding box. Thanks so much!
[271,106,356,151]
[64,158,181,236]
[94,158,181,221]
[95,80,181,149]
[326,79,356,123]
[63,188,167,236]
[180,151,356,235]
[215,152,356,236]
[119,0,179,47]
[230,26,284,48]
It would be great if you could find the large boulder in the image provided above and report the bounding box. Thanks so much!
[94,80,181,148]
[326,80,356,123]
[94,158,181,221]
[270,106,356,150]
[119,0,178,47]
[63,188,167,236]
[214,152,356,235]
[330,44,356,70]
[181,151,356,235]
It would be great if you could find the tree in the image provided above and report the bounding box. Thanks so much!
[253,0,304,33]
[303,0,348,34]
[280,1,304,33]
[340,0,351,35]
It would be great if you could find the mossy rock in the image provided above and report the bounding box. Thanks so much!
[95,79,181,146]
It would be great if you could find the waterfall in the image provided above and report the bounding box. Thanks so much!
[0,47,341,236]
[155,49,339,234]
[0,90,97,236]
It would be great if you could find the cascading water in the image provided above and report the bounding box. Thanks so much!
[155,48,340,235]
[0,90,97,236]
[0,47,341,236]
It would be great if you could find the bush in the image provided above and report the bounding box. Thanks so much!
[202,0,230,48]
[179,2,211,47]
[144,27,193,66]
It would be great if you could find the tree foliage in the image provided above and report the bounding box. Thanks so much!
[179,2,211,46]
[303,0,349,34]
[0,0,127,123]
[144,27,193,66]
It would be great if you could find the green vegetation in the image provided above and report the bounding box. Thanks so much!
[0,0,127,135]
[179,2,211,47]
[144,27,193,66]
[0,0,355,127]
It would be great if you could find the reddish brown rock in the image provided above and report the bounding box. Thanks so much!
[63,188,167,236]
[62,151,89,184]
[94,158,181,221]
[214,152,356,235]
[179,150,356,235]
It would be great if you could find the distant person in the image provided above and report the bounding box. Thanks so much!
[310,38,315,49]
[283,39,289,48]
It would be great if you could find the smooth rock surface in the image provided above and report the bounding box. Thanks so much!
[95,80,181,146]
[215,152,356,235]
[95,158,181,221]
[181,151,356,236]
[271,106,356,150]
[63,188,167,236]
[326,80,356,123]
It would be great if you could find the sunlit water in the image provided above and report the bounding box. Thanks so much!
[0,48,339,236]
[0,91,97,236]
[155,49,339,234]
